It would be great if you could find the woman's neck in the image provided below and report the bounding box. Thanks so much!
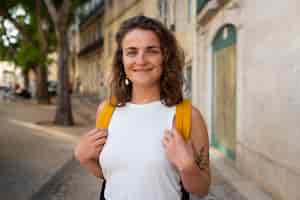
[131,84,160,104]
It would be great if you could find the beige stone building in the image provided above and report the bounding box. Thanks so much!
[75,0,106,99]
[74,0,196,99]
[194,0,300,199]
[156,0,196,98]
[0,61,16,87]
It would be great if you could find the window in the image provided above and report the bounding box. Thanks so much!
[211,24,237,160]
[158,0,168,24]
[108,31,113,56]
[183,65,192,99]
[158,0,164,17]
[81,31,89,49]
[188,0,193,23]
[108,0,113,8]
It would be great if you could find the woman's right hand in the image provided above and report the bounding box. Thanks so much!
[74,128,108,164]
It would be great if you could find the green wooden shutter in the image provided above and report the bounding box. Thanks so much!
[213,24,237,51]
[211,24,237,160]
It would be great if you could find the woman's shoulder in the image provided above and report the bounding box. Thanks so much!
[190,104,208,140]
[191,105,205,123]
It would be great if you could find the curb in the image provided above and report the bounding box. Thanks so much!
[8,119,79,144]
[29,157,77,200]
[6,117,81,200]
[210,148,273,200]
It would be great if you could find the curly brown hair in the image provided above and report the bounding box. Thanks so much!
[109,15,185,107]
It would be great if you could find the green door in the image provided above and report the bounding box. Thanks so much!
[212,24,237,160]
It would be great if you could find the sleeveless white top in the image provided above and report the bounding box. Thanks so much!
[99,100,182,200]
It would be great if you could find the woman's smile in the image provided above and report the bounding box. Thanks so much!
[132,67,153,72]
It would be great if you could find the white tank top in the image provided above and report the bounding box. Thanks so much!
[99,100,182,200]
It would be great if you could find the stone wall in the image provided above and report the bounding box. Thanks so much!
[195,0,300,199]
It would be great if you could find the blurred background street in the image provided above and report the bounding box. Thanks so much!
[1,0,299,200]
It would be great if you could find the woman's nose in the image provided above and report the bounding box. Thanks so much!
[135,51,146,65]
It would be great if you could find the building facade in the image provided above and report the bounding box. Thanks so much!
[194,0,300,199]
[74,0,196,99]
[0,61,16,88]
[156,0,196,98]
[75,0,106,100]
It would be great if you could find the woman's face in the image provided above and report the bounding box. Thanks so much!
[122,28,163,88]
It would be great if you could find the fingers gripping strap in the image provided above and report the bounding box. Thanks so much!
[175,99,192,141]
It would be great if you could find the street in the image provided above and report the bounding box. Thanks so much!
[0,101,100,200]
[0,100,249,200]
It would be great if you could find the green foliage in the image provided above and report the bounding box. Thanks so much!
[15,42,44,69]
[0,0,56,72]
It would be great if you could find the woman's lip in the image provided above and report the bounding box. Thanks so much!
[132,68,153,71]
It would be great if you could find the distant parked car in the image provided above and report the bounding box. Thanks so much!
[0,85,10,93]
[47,81,57,96]
[0,86,8,99]
[0,85,14,101]
[15,88,31,99]
[0,86,6,91]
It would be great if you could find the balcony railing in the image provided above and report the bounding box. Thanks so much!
[78,36,104,57]
[197,0,231,25]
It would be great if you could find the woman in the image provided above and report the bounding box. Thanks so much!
[74,15,210,200]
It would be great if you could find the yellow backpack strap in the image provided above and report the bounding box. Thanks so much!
[175,99,192,141]
[96,97,116,128]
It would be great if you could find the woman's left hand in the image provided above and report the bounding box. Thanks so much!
[162,128,195,172]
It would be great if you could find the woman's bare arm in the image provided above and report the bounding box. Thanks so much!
[179,106,211,197]
[74,101,107,178]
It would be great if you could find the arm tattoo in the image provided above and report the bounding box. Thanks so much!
[194,146,209,170]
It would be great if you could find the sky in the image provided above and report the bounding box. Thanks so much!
[0,5,29,46]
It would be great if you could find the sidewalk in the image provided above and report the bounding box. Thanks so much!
[210,149,272,200]
[0,99,99,200]
[2,97,95,139]
[0,98,272,200]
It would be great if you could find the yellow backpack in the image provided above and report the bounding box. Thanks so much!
[96,97,192,200]
[96,97,192,141]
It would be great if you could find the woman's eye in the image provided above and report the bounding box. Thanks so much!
[126,51,137,56]
[147,49,160,54]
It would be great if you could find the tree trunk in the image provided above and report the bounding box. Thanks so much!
[22,69,30,89]
[36,64,50,104]
[35,0,50,104]
[54,30,74,125]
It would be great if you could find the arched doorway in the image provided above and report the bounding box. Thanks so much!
[212,24,237,160]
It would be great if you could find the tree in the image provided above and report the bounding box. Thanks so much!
[0,1,56,104]
[43,0,86,125]
[1,0,87,125]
